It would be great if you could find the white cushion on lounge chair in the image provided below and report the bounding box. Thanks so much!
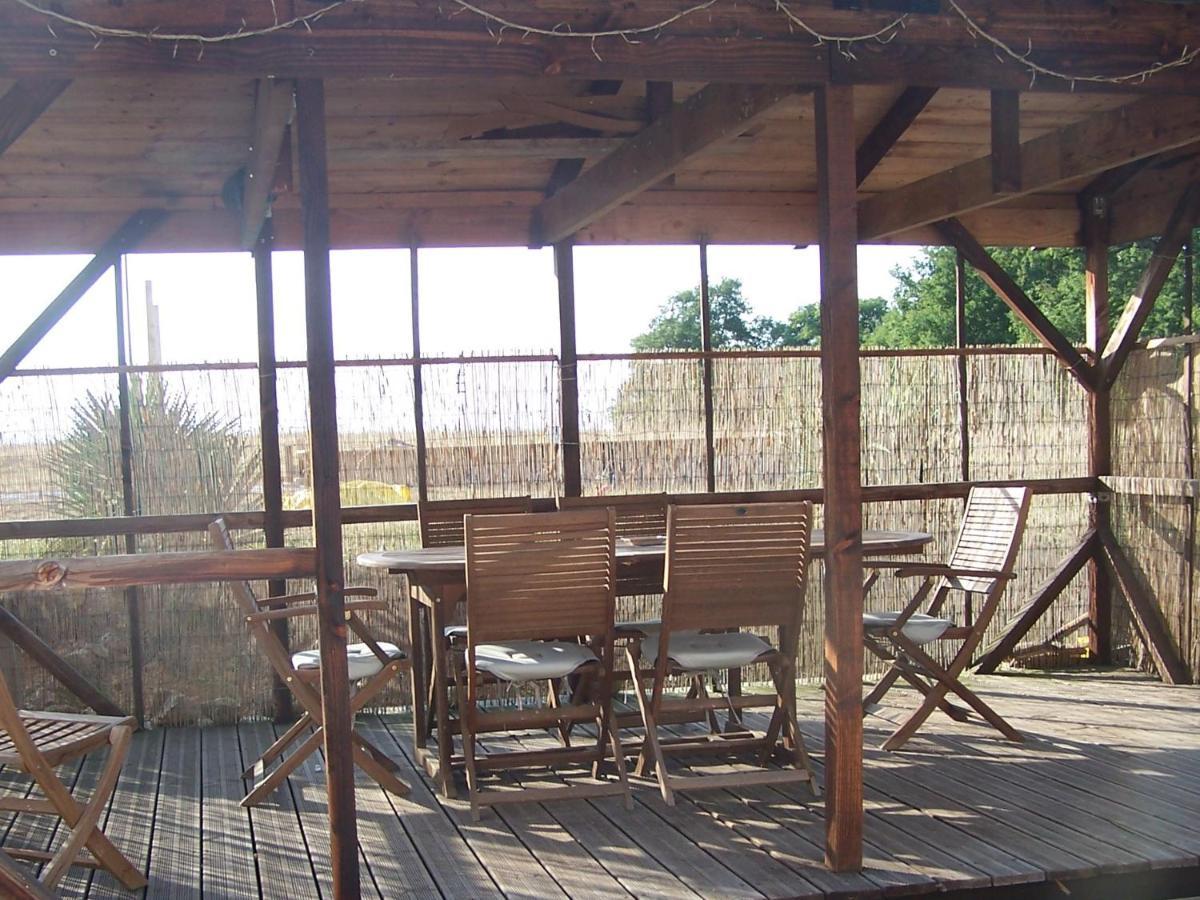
[615,619,660,636]
[473,641,597,682]
[641,631,774,671]
[862,612,953,645]
[292,642,405,681]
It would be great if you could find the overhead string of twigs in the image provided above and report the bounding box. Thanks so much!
[8,0,1198,87]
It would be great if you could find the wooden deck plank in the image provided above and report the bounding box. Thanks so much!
[37,750,95,898]
[235,721,321,900]
[85,727,164,899]
[144,726,201,900]
[357,717,500,899]
[199,724,260,899]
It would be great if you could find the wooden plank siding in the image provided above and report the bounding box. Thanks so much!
[1,671,1196,898]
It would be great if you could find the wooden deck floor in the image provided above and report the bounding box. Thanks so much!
[4,670,1199,899]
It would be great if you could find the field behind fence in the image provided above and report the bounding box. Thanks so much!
[0,344,1189,725]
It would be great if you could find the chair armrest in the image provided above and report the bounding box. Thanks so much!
[345,587,377,598]
[891,563,1014,580]
[254,591,317,608]
[246,599,387,624]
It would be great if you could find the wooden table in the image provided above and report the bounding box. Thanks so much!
[357,528,932,797]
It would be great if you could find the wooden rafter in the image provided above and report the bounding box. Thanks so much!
[542,80,625,199]
[0,209,167,383]
[0,79,69,156]
[860,97,1200,240]
[240,78,295,249]
[1099,183,1200,389]
[855,86,938,187]
[989,89,1020,195]
[532,83,795,244]
[936,218,1095,390]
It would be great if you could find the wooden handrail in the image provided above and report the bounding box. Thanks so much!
[0,477,1098,543]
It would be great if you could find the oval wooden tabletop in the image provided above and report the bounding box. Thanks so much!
[356,529,933,573]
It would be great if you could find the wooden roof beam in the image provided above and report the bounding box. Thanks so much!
[860,97,1200,241]
[936,218,1095,390]
[1099,183,1200,389]
[0,79,70,157]
[532,83,796,245]
[542,80,626,200]
[0,209,168,384]
[855,86,937,187]
[240,78,295,249]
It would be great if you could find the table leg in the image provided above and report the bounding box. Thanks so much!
[429,591,457,799]
[407,589,428,751]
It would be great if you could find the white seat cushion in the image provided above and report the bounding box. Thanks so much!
[473,640,598,682]
[615,619,660,637]
[863,612,953,645]
[292,642,405,681]
[641,631,774,671]
[444,624,468,640]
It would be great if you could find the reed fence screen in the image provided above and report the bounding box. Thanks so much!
[0,344,1182,724]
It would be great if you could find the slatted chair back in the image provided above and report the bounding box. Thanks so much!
[418,496,533,548]
[942,486,1032,595]
[464,509,616,644]
[558,494,667,595]
[663,502,813,633]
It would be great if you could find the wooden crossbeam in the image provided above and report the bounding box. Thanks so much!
[0,79,69,157]
[855,86,937,188]
[860,97,1200,240]
[973,529,1096,674]
[990,90,1020,195]
[1098,528,1192,686]
[1099,183,1200,389]
[532,83,795,244]
[936,218,1095,390]
[542,80,625,199]
[0,209,167,383]
[240,78,295,248]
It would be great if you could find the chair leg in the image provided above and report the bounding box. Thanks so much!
[242,727,324,807]
[625,649,673,805]
[605,714,634,811]
[352,742,411,797]
[41,725,146,891]
[864,664,904,709]
[547,678,572,748]
[245,712,312,778]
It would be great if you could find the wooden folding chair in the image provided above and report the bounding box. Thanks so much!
[626,502,818,805]
[0,669,145,892]
[208,518,411,806]
[456,508,632,820]
[557,493,668,600]
[862,485,1032,751]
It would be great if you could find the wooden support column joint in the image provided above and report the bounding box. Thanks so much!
[555,241,582,498]
[816,83,864,874]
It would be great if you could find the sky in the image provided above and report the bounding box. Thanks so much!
[0,245,922,368]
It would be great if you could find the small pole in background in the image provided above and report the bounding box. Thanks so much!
[411,244,429,503]
[698,239,717,493]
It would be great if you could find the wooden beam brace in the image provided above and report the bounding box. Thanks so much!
[541,80,625,199]
[860,97,1200,240]
[990,90,1021,195]
[936,218,1095,390]
[1098,528,1192,686]
[1099,183,1200,389]
[855,86,937,188]
[0,209,167,383]
[241,78,295,248]
[0,79,69,156]
[973,529,1096,674]
[533,83,795,244]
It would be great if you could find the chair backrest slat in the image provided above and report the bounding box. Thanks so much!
[663,502,813,632]
[419,496,533,548]
[465,509,616,643]
[945,486,1032,593]
[557,494,668,539]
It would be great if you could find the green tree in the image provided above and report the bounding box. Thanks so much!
[630,278,784,350]
[781,297,888,347]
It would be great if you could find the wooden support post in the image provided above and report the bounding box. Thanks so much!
[253,221,294,723]
[555,240,582,498]
[0,210,166,384]
[295,77,359,900]
[113,256,145,728]
[1083,196,1114,663]
[1186,241,1196,664]
[410,245,429,502]
[955,251,970,482]
[815,84,864,873]
[699,240,717,493]
[990,90,1021,195]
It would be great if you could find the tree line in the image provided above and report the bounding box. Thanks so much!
[631,238,1198,351]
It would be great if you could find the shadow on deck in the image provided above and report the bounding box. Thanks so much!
[3,670,1199,899]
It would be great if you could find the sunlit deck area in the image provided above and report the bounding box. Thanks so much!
[8,671,1195,900]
